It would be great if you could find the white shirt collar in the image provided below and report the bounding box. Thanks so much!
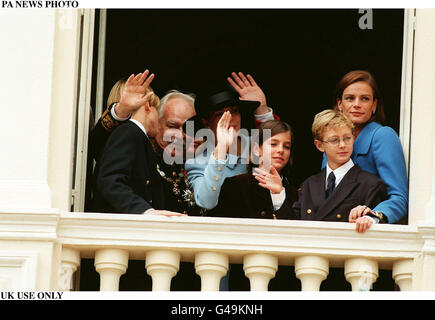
[129,118,148,137]
[326,159,354,189]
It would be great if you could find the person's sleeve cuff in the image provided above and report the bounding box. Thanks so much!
[111,103,131,121]
[254,107,274,122]
[271,188,286,210]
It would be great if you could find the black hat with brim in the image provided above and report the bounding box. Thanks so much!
[196,89,261,129]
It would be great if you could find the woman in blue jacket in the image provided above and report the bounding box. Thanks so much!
[323,70,408,224]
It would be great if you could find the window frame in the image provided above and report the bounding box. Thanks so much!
[71,8,415,213]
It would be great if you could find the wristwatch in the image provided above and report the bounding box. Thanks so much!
[366,211,387,223]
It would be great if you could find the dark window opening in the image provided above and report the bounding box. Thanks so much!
[95,9,404,189]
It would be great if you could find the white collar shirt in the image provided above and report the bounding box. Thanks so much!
[129,118,148,138]
[325,159,354,190]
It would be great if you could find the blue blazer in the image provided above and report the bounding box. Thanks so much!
[185,150,248,210]
[322,121,408,223]
[185,132,255,210]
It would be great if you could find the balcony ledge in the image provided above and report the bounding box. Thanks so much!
[54,212,424,268]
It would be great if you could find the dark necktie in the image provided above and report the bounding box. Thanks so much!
[326,172,336,198]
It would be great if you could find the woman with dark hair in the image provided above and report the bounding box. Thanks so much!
[322,70,408,224]
[333,70,385,132]
[209,120,298,219]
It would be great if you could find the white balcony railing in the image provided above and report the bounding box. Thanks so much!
[53,212,424,292]
[1,210,431,291]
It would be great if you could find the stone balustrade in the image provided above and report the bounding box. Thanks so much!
[53,212,428,292]
[0,211,433,291]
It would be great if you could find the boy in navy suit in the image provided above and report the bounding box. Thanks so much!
[293,109,387,232]
[93,70,185,217]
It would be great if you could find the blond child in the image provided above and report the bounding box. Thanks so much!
[293,109,387,232]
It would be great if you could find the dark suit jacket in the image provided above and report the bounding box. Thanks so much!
[86,103,125,211]
[92,121,165,214]
[208,171,298,219]
[87,104,202,215]
[293,164,387,222]
[88,103,124,164]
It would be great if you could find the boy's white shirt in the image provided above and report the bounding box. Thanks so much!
[325,159,354,189]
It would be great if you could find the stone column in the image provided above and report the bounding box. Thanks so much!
[0,10,55,210]
[392,259,414,291]
[414,224,435,290]
[195,252,229,291]
[145,250,180,291]
[409,9,435,291]
[294,256,329,291]
[344,258,378,291]
[409,9,435,224]
[0,9,81,212]
[94,248,129,291]
[243,253,278,291]
[58,247,81,291]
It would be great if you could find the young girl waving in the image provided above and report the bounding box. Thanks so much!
[209,120,298,219]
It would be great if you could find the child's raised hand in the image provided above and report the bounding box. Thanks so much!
[253,166,283,194]
[214,111,236,159]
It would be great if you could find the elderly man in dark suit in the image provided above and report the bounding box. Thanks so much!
[293,109,387,233]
